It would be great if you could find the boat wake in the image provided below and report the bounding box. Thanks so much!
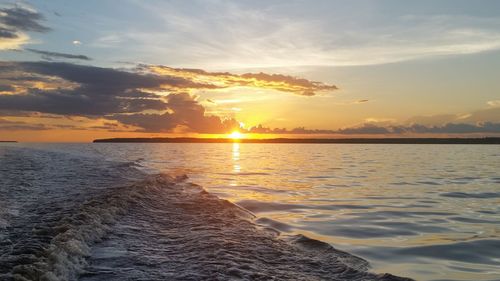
[0,147,412,281]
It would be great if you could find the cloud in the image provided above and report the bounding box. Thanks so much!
[3,60,496,136]
[3,61,313,133]
[407,122,500,134]
[0,5,50,33]
[487,100,500,107]
[456,107,500,124]
[0,84,14,92]
[0,110,66,118]
[405,107,500,125]
[111,93,241,133]
[333,122,500,135]
[336,124,392,135]
[0,4,50,49]
[72,40,81,45]
[247,122,500,135]
[0,29,28,49]
[405,114,458,126]
[0,117,126,131]
[26,48,91,60]
[0,61,182,115]
[13,61,205,91]
[240,72,337,96]
[118,2,500,68]
[0,61,337,133]
[0,26,17,38]
[145,65,337,96]
[0,118,49,130]
[0,88,167,116]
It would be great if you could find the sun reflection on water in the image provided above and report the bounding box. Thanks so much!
[231,143,241,186]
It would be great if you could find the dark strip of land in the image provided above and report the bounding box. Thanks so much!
[0,141,17,143]
[94,137,500,144]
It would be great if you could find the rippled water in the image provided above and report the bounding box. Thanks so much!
[1,143,499,281]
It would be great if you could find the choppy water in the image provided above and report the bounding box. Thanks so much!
[1,143,499,281]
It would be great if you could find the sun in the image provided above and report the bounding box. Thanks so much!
[228,131,244,140]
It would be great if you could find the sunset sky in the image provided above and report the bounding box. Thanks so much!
[1,0,499,141]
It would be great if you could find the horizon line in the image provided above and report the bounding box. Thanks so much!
[92,137,500,145]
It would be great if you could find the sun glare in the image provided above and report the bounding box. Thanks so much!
[228,131,244,140]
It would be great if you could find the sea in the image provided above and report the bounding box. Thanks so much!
[0,143,499,281]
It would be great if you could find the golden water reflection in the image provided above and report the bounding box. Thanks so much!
[231,143,241,186]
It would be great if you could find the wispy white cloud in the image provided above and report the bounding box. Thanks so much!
[109,1,500,69]
[405,107,500,125]
[487,100,500,107]
[91,34,124,48]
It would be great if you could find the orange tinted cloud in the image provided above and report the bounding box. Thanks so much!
[0,63,79,94]
[144,65,338,96]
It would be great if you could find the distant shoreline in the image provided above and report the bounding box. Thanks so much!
[93,137,500,144]
[0,141,17,143]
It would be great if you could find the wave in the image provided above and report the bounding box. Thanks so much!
[440,191,500,199]
[1,173,413,281]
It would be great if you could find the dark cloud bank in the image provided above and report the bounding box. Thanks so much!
[0,61,244,133]
[0,5,50,39]
[0,61,499,135]
[26,48,91,61]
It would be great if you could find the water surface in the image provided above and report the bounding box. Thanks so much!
[1,143,499,281]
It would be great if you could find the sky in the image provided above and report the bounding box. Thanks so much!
[0,0,499,141]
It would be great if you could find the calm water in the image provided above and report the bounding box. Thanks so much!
[1,143,499,281]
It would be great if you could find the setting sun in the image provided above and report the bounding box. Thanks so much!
[228,131,244,139]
